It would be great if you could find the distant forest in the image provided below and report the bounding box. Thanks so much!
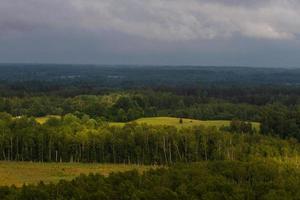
[0,64,300,94]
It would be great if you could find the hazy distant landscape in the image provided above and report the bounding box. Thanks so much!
[1,64,300,87]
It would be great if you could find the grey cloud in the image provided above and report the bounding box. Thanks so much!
[1,0,300,41]
[0,0,76,35]
[69,0,300,40]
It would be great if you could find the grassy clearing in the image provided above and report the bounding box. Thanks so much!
[0,161,153,187]
[110,117,260,130]
[34,116,260,131]
[35,115,61,124]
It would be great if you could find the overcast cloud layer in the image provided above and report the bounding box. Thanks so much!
[0,0,300,66]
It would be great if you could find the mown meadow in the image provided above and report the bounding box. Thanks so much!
[36,115,260,130]
[0,162,153,187]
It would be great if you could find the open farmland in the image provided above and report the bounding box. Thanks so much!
[34,116,260,131]
[35,115,61,124]
[0,162,153,187]
[109,117,260,131]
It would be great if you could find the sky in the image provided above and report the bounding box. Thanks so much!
[0,0,300,67]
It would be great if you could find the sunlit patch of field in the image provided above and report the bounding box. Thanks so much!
[35,115,61,124]
[109,122,126,127]
[135,117,231,128]
[34,116,260,131]
[110,117,260,131]
[0,161,153,187]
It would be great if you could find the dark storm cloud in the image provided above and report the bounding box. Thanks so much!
[0,0,300,66]
[1,0,300,40]
[0,0,76,35]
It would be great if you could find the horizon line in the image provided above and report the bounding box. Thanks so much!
[0,62,298,69]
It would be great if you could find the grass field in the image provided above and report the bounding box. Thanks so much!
[33,116,260,131]
[110,117,261,130]
[35,115,61,124]
[0,162,153,187]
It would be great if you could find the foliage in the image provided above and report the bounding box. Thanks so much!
[0,113,298,164]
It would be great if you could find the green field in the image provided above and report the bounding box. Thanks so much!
[35,115,61,124]
[0,162,153,187]
[110,117,260,130]
[33,116,260,131]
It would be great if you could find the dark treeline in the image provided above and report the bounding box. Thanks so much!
[0,91,263,121]
[261,104,300,140]
[154,85,300,105]
[1,65,300,88]
[2,160,300,200]
[0,87,298,117]
[0,113,298,164]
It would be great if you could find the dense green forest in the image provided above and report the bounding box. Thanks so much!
[0,112,296,164]
[1,65,300,199]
